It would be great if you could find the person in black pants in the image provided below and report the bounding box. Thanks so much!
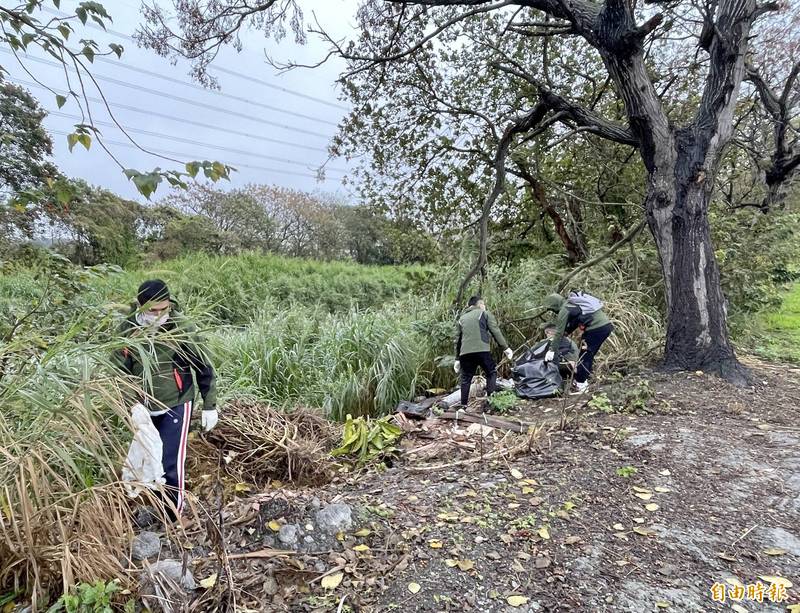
[576,323,614,386]
[454,296,513,407]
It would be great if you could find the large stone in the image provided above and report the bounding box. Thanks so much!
[140,559,196,613]
[132,531,162,561]
[315,503,353,535]
[145,559,196,590]
[278,524,299,546]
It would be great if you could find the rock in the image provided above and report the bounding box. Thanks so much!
[624,433,661,447]
[144,559,196,591]
[304,535,315,544]
[762,527,800,556]
[140,559,196,612]
[315,503,353,535]
[310,497,322,510]
[278,524,299,546]
[314,560,326,573]
[262,535,276,548]
[263,576,279,596]
[134,505,160,529]
[132,531,162,561]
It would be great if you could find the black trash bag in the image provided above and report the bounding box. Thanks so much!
[512,358,563,399]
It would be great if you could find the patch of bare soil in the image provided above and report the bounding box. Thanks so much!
[178,358,800,612]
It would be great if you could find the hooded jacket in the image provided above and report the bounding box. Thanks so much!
[112,302,217,413]
[455,305,509,357]
[542,293,611,354]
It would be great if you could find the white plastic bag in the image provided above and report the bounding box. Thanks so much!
[122,403,166,498]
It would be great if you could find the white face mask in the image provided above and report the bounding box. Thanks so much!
[136,311,169,329]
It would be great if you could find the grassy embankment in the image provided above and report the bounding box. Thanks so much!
[750,283,800,363]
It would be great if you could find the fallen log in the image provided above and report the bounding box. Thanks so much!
[437,411,537,433]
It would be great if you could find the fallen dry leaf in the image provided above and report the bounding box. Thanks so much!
[321,572,343,590]
[234,482,251,493]
[445,559,458,568]
[759,576,793,589]
[268,520,281,532]
[538,525,550,540]
[731,605,747,613]
[522,486,536,495]
[725,577,745,589]
[633,517,645,524]
[764,548,788,556]
[655,486,672,493]
[565,536,582,545]
[645,503,660,512]
[534,556,551,569]
[633,527,656,537]
[659,469,671,476]
[716,552,737,562]
[457,559,475,571]
[510,468,524,480]
[506,595,528,607]
[786,604,800,613]
[635,492,653,501]
[613,523,625,531]
[428,539,443,549]
[632,486,651,493]
[199,573,217,589]
[354,528,371,537]
[655,602,670,609]
[408,582,421,594]
[352,544,370,552]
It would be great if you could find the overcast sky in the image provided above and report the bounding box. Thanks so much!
[4,0,360,202]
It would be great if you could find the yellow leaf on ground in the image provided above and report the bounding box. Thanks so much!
[510,468,524,480]
[522,487,536,495]
[538,525,550,540]
[457,559,475,571]
[655,602,670,608]
[199,573,217,589]
[445,559,458,567]
[321,572,343,590]
[564,536,581,545]
[635,492,653,501]
[786,604,800,613]
[234,482,251,493]
[523,479,538,486]
[633,517,645,524]
[759,576,793,589]
[429,539,443,548]
[645,503,660,512]
[270,480,283,489]
[352,544,370,552]
[354,528,371,537]
[408,582,421,594]
[633,527,655,537]
[268,520,281,532]
[613,523,625,531]
[632,486,651,493]
[655,486,672,493]
[507,595,528,607]
[764,548,788,556]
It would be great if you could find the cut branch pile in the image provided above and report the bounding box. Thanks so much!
[190,399,341,488]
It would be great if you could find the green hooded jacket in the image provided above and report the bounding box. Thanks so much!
[455,305,509,357]
[112,303,217,412]
[542,293,611,354]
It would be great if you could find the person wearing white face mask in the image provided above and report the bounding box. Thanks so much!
[113,279,218,522]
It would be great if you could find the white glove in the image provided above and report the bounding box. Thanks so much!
[544,350,555,363]
[453,360,461,374]
[504,347,514,361]
[201,409,219,432]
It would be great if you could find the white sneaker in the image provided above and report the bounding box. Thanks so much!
[570,381,589,395]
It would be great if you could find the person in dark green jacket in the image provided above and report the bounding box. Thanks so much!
[113,279,218,520]
[542,292,613,393]
[454,296,513,407]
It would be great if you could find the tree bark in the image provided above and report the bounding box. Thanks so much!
[645,161,750,385]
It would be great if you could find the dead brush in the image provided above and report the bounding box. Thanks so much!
[191,398,340,488]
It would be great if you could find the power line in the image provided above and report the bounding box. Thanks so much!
[2,54,333,140]
[39,5,351,112]
[1,48,339,129]
[10,76,332,151]
[46,110,347,173]
[48,129,341,181]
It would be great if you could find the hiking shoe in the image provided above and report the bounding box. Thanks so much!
[570,381,589,395]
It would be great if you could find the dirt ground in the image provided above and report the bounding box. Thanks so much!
[181,357,800,612]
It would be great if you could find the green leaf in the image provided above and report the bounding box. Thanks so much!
[185,161,200,178]
[66,132,79,152]
[108,43,123,59]
[56,94,67,109]
[81,46,95,63]
[76,133,91,150]
[57,24,71,40]
[75,7,87,24]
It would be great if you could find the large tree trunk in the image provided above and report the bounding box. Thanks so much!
[645,163,750,385]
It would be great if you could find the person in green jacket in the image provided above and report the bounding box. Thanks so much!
[113,279,218,520]
[454,296,513,407]
[542,292,613,394]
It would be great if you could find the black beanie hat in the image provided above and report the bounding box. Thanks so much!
[137,279,170,305]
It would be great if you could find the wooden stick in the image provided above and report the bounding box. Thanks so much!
[438,410,536,433]
[227,548,302,560]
